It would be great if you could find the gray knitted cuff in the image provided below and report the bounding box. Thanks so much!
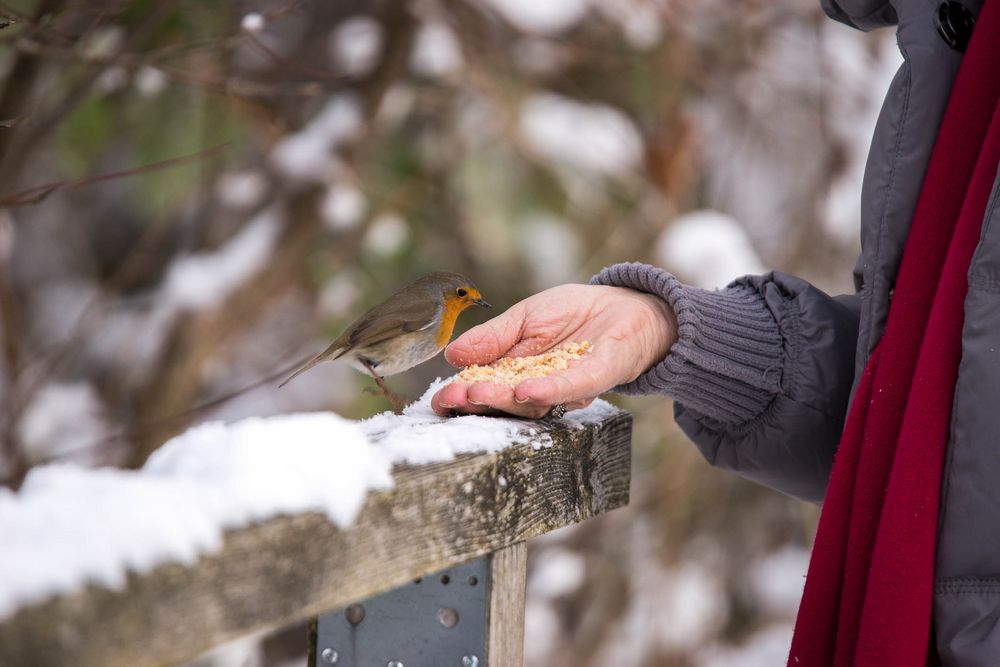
[591,262,783,424]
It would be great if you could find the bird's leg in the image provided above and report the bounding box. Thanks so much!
[361,362,407,414]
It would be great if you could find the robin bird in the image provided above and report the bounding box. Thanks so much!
[279,272,490,411]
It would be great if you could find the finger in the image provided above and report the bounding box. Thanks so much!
[445,304,525,367]
[466,382,512,408]
[466,382,550,419]
[431,382,472,415]
[433,380,550,418]
[434,378,581,419]
[432,381,514,417]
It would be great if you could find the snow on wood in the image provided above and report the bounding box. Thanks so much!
[0,381,631,667]
[0,412,387,620]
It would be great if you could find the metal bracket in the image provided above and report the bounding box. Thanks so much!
[314,556,488,667]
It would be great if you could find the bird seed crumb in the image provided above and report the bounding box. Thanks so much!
[457,341,592,386]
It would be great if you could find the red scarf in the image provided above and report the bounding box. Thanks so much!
[789,2,1000,664]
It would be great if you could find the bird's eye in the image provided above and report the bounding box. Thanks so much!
[456,288,468,297]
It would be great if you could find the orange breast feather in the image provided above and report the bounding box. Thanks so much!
[435,295,471,348]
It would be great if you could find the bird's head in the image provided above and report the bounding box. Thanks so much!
[428,272,490,311]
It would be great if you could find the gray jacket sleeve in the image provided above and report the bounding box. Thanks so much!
[592,262,860,503]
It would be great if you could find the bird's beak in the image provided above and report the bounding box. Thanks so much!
[474,298,491,308]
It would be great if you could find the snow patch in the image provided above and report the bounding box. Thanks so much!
[241,13,265,33]
[161,206,281,312]
[96,66,128,93]
[517,213,583,288]
[0,211,13,262]
[18,383,108,466]
[144,414,389,527]
[0,412,387,619]
[329,16,383,78]
[270,96,362,181]
[746,546,809,617]
[524,598,562,663]
[216,171,267,210]
[317,271,362,319]
[820,30,903,245]
[0,378,622,619]
[656,210,765,289]
[135,66,167,96]
[362,212,410,256]
[411,22,463,78]
[592,535,729,664]
[359,378,543,464]
[594,1,663,49]
[520,93,642,177]
[529,548,586,598]
[479,0,589,34]
[320,184,367,231]
[562,397,622,426]
[658,560,729,649]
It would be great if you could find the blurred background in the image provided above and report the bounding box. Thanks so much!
[0,0,901,665]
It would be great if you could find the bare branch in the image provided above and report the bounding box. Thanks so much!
[0,143,230,207]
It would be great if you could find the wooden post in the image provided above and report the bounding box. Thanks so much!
[487,541,528,666]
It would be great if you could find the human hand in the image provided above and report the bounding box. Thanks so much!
[431,284,678,418]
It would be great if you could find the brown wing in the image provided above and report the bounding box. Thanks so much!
[278,279,440,388]
[338,292,439,351]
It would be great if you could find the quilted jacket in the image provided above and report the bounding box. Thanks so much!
[593,0,998,661]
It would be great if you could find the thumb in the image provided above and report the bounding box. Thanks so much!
[445,304,525,367]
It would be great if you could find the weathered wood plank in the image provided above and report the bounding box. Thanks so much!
[487,541,527,666]
[0,411,630,667]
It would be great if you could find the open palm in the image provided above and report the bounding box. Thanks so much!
[432,284,677,418]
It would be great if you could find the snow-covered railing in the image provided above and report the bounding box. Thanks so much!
[0,395,631,667]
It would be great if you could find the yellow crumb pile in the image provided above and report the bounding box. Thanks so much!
[457,341,592,386]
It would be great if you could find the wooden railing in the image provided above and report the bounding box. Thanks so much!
[0,410,632,667]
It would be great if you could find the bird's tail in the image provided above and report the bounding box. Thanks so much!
[278,348,340,388]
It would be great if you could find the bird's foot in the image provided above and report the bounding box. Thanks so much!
[367,377,410,415]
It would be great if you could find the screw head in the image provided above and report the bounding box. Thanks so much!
[387,662,405,667]
[437,606,459,628]
[320,647,339,664]
[345,603,366,625]
[462,656,479,667]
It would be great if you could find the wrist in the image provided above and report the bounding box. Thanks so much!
[632,291,679,379]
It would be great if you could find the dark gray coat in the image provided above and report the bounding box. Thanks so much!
[593,0,997,662]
